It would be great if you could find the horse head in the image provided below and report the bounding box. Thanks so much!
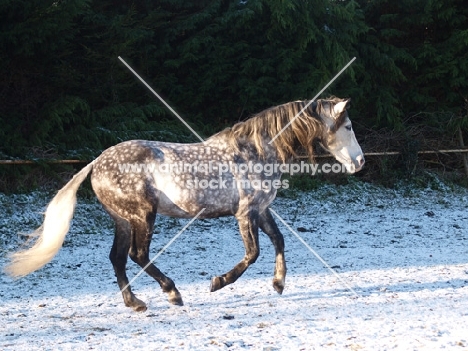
[316,98,365,173]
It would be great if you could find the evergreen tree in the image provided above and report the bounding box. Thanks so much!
[356,0,468,129]
[0,0,90,156]
[1,0,465,162]
[146,0,367,129]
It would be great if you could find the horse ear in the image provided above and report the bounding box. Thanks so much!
[333,99,350,116]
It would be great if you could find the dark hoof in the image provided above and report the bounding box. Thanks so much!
[210,276,225,292]
[133,304,148,312]
[168,290,184,306]
[169,298,184,306]
[169,293,184,306]
[273,279,284,295]
[125,297,147,312]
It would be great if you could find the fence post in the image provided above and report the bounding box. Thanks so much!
[458,127,468,178]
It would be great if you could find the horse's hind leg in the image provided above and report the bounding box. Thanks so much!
[210,209,260,292]
[109,214,147,312]
[128,214,183,306]
[259,208,287,294]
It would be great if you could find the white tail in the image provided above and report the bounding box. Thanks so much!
[4,161,95,277]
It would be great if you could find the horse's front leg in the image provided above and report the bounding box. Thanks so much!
[210,209,260,292]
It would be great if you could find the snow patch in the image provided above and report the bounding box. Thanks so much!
[1,183,468,349]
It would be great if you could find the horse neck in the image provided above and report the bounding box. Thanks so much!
[206,131,283,163]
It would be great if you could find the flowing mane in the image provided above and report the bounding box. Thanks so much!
[214,98,348,162]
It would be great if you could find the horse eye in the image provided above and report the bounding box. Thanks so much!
[345,125,352,131]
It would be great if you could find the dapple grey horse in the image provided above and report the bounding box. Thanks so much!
[5,97,364,311]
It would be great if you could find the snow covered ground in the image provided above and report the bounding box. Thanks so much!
[1,180,468,350]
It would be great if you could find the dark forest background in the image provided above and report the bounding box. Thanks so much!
[0,0,467,189]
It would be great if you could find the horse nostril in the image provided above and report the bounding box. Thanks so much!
[356,155,365,166]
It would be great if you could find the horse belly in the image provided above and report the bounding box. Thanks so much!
[155,182,239,218]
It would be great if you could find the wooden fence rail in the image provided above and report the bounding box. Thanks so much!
[0,159,87,165]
